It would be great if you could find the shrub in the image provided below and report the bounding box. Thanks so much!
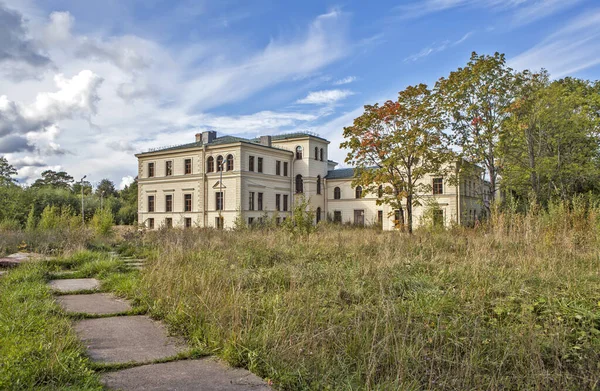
[91,208,114,237]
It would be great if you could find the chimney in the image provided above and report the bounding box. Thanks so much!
[195,133,202,142]
[201,131,217,144]
[259,135,272,147]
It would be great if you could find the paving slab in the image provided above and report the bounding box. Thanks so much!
[56,293,132,315]
[75,315,186,363]
[101,358,271,391]
[0,252,45,268]
[48,278,100,292]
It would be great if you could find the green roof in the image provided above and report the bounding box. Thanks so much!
[326,168,355,179]
[138,132,326,156]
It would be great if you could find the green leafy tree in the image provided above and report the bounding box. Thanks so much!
[91,208,114,236]
[502,77,600,202]
[95,178,116,197]
[72,181,93,196]
[0,156,17,186]
[341,84,453,233]
[435,52,518,202]
[31,170,74,189]
[25,205,36,232]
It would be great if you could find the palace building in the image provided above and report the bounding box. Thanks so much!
[136,131,489,230]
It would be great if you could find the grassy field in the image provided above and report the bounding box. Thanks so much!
[2,203,600,390]
[113,205,600,390]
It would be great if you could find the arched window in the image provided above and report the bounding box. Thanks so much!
[316,207,321,224]
[226,154,234,171]
[207,156,214,173]
[316,175,321,194]
[216,155,223,171]
[295,174,303,193]
[314,147,319,160]
[355,186,363,199]
[296,146,303,159]
[320,148,323,161]
[334,187,341,199]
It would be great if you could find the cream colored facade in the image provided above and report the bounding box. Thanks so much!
[136,131,489,230]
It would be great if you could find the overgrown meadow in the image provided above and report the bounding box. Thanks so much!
[2,201,599,390]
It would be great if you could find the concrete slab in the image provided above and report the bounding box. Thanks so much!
[56,293,132,315]
[48,278,100,292]
[75,316,186,363]
[0,252,45,267]
[101,359,271,391]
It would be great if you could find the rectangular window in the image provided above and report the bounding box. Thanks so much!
[165,218,172,228]
[334,211,342,223]
[185,159,192,174]
[215,192,223,211]
[249,156,255,172]
[258,157,263,173]
[148,195,155,212]
[258,192,263,211]
[148,162,155,177]
[185,218,192,228]
[165,194,173,212]
[433,177,444,195]
[377,210,383,225]
[275,194,281,211]
[249,192,255,211]
[276,160,281,175]
[283,195,288,212]
[395,209,403,228]
[354,210,365,226]
[248,217,254,225]
[184,194,192,212]
[166,161,173,176]
[276,217,281,226]
[148,218,154,229]
[283,162,288,176]
[215,216,223,229]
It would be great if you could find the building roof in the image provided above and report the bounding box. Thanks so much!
[137,132,325,156]
[326,167,355,179]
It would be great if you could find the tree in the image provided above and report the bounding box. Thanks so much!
[502,77,600,202]
[0,156,17,186]
[72,181,93,196]
[341,84,453,233]
[31,170,74,189]
[95,178,116,197]
[435,52,518,202]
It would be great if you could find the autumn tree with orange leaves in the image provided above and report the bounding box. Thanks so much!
[341,84,453,233]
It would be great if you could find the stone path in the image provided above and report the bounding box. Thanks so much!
[50,273,270,390]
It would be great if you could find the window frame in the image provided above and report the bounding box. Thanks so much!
[295,146,303,159]
[165,160,173,176]
[316,175,321,194]
[333,211,342,223]
[283,162,288,176]
[249,155,255,172]
[257,157,263,173]
[148,195,155,212]
[257,192,263,211]
[215,191,224,211]
[283,195,288,212]
[148,218,154,229]
[433,177,444,195]
[276,160,281,176]
[165,194,173,212]
[320,148,323,162]
[249,191,255,211]
[276,194,281,211]
[148,162,155,178]
[316,207,321,223]
[355,186,363,199]
[295,174,303,194]
[165,218,173,228]
[184,193,192,212]
[185,218,192,228]
[334,187,341,199]
[216,155,224,172]
[207,156,214,173]
[226,154,234,171]
[184,158,192,175]
[314,146,319,160]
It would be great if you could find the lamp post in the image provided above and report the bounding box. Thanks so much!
[80,175,87,225]
[100,190,105,210]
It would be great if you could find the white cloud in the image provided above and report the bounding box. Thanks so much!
[297,89,355,105]
[395,0,582,25]
[43,11,73,45]
[405,32,472,62]
[119,175,135,190]
[510,9,600,78]
[333,76,356,85]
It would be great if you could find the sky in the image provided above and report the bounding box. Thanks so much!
[1,0,599,189]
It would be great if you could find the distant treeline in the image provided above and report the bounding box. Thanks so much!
[0,163,137,229]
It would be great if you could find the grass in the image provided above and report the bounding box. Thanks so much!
[0,262,103,390]
[110,205,600,390]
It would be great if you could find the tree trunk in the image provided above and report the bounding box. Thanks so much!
[407,194,413,234]
[526,125,539,198]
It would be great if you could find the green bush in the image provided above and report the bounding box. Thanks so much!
[91,208,114,236]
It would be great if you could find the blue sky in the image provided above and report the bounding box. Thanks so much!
[1,0,599,188]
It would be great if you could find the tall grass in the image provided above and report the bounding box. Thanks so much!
[118,202,600,390]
